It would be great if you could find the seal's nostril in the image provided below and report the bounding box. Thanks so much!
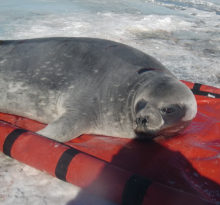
[142,118,148,125]
[136,117,142,124]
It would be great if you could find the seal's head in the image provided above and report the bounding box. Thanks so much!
[133,75,197,140]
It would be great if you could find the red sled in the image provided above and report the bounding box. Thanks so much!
[0,81,220,205]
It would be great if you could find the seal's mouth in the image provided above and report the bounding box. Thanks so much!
[134,116,192,140]
[134,116,160,140]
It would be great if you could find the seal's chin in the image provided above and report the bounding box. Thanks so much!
[134,122,161,140]
[135,132,159,141]
[134,120,192,140]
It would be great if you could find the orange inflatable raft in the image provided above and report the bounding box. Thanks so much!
[0,81,220,205]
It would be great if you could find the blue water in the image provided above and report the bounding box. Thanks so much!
[1,0,219,39]
[155,0,220,14]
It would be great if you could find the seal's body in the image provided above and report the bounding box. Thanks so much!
[0,38,197,142]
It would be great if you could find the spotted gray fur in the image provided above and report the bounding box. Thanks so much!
[0,38,197,142]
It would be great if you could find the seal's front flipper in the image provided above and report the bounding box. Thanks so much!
[36,112,87,142]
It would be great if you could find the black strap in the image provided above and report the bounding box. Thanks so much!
[3,129,28,157]
[121,174,153,205]
[55,148,80,181]
[191,83,220,98]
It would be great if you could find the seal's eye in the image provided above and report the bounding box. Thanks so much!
[162,108,174,114]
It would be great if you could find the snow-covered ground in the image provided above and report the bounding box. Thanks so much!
[0,0,220,204]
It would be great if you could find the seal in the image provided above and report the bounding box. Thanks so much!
[0,37,197,142]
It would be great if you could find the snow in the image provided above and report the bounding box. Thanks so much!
[0,0,220,204]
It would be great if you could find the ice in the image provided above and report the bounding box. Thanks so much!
[0,0,220,205]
